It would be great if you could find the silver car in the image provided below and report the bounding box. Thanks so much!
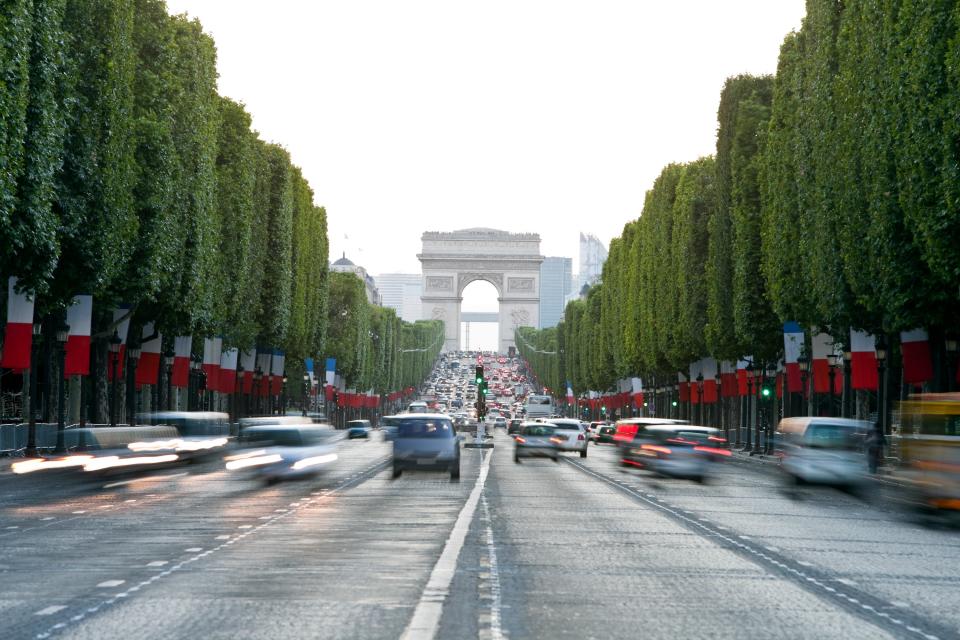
[386,413,463,479]
[514,423,562,462]
[226,425,339,484]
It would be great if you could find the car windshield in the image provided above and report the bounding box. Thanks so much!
[806,424,863,450]
[522,426,555,436]
[552,423,581,430]
[390,418,455,439]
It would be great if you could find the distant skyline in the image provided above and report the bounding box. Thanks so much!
[165,0,806,277]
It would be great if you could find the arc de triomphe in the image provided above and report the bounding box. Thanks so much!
[419,228,543,353]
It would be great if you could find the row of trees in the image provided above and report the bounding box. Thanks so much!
[1,0,328,365]
[519,0,959,399]
[325,272,443,400]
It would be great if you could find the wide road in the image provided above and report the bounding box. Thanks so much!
[1,431,958,640]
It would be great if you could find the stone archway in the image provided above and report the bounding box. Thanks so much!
[419,228,543,353]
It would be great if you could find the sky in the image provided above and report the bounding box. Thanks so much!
[165,0,807,349]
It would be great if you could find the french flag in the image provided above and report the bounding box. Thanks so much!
[240,349,256,394]
[107,306,131,382]
[64,295,93,377]
[171,336,192,388]
[701,358,718,404]
[849,329,878,390]
[900,329,933,385]
[219,348,239,394]
[720,361,737,398]
[270,350,285,395]
[0,277,35,371]
[736,358,752,396]
[783,322,804,393]
[566,380,574,403]
[811,330,835,394]
[630,377,643,408]
[678,372,689,403]
[202,337,222,391]
[136,323,162,387]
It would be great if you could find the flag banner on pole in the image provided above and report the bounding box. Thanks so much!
[783,322,804,393]
[736,358,752,396]
[255,350,272,397]
[64,294,93,376]
[0,277,34,371]
[172,336,192,388]
[219,348,239,394]
[850,329,878,390]
[678,372,689,402]
[202,337,222,391]
[811,330,834,394]
[566,380,574,402]
[325,358,336,387]
[136,323,162,387]
[720,361,737,398]
[107,306,131,382]
[305,358,315,387]
[239,349,256,393]
[688,360,703,405]
[900,329,933,385]
[271,350,285,395]
[701,358,718,404]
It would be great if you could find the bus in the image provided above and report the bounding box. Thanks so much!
[895,393,960,516]
[524,394,554,418]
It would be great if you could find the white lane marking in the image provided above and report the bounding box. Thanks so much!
[837,578,859,587]
[34,457,391,640]
[96,580,125,588]
[35,606,67,616]
[41,517,55,521]
[238,525,253,530]
[480,494,505,640]
[71,511,86,515]
[184,548,203,553]
[146,561,168,567]
[401,450,492,640]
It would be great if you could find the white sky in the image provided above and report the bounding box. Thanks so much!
[166,0,806,349]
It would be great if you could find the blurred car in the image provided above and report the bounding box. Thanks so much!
[632,425,730,482]
[614,418,689,468]
[776,417,870,489]
[895,393,960,519]
[514,423,562,462]
[407,401,428,413]
[508,418,524,435]
[346,419,372,439]
[493,416,507,430]
[226,424,339,484]
[593,424,617,444]
[545,419,589,457]
[385,413,462,479]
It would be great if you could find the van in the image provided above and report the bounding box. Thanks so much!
[775,417,870,488]
[407,401,428,413]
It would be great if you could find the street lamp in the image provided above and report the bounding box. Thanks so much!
[163,347,175,411]
[127,345,141,424]
[842,348,853,418]
[744,361,755,451]
[714,369,723,432]
[797,354,810,417]
[827,352,841,416]
[235,364,244,421]
[109,330,122,427]
[763,363,778,454]
[282,374,288,416]
[53,321,69,452]
[302,373,310,416]
[253,367,262,415]
[25,322,43,457]
[875,334,888,436]
[946,338,958,393]
[696,373,704,425]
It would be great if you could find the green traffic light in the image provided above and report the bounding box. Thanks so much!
[671,400,678,407]
[762,387,772,397]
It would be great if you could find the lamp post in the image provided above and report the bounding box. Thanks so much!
[281,375,288,416]
[53,321,69,452]
[744,361,755,451]
[25,322,43,457]
[235,364,244,422]
[946,338,958,392]
[797,354,810,417]
[108,330,122,427]
[189,356,202,411]
[163,348,174,411]
[127,346,140,424]
[714,370,723,433]
[253,367,262,415]
[827,353,840,416]
[302,373,310,416]
[875,334,888,436]
[842,349,852,418]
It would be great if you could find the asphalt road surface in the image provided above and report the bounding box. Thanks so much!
[2,432,958,640]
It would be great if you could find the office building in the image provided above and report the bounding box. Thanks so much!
[376,273,422,322]
[539,257,573,328]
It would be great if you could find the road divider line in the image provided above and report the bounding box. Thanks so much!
[401,450,492,640]
[479,494,505,640]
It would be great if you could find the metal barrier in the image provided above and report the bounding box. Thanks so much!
[0,423,90,455]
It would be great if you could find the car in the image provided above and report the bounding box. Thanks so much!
[507,418,524,435]
[407,401,428,413]
[593,424,617,444]
[346,419,372,439]
[493,416,507,429]
[614,418,689,468]
[385,413,463,480]
[513,423,563,462]
[633,425,730,482]
[227,424,339,484]
[776,417,871,489]
[544,418,589,457]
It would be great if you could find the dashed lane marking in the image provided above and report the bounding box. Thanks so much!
[96,581,124,588]
[34,607,67,617]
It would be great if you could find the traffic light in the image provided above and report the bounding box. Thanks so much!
[475,365,484,385]
[671,400,678,407]
[761,382,773,398]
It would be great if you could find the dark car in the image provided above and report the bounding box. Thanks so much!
[593,425,617,444]
[614,418,689,468]
[346,419,372,439]
[385,414,462,480]
[508,418,524,435]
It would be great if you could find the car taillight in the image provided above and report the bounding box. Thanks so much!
[641,444,672,456]
[578,433,585,441]
[694,446,732,457]
[515,437,526,444]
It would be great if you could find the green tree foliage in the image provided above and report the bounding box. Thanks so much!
[255,143,294,347]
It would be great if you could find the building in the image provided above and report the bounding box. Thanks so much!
[330,254,381,305]
[578,232,608,291]
[376,273,422,323]
[539,256,572,328]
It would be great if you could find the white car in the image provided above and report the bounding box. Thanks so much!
[545,419,589,457]
[227,425,339,484]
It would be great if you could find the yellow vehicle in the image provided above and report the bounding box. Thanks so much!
[896,393,960,517]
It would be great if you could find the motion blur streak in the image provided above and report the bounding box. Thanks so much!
[291,454,338,470]
[225,454,283,471]
[128,437,229,453]
[11,455,94,474]
[83,454,179,472]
